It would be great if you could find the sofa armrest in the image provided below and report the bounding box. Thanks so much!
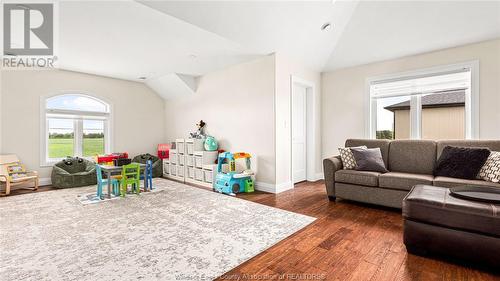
[52,166,71,175]
[323,156,343,200]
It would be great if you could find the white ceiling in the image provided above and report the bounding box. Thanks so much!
[58,1,262,82]
[324,1,500,71]
[51,1,500,98]
[139,0,359,72]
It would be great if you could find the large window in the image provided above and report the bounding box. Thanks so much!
[368,62,478,140]
[42,94,111,165]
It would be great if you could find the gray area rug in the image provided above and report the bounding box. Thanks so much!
[0,178,315,281]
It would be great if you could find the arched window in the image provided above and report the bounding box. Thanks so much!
[42,94,111,165]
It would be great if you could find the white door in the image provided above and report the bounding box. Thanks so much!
[292,84,307,183]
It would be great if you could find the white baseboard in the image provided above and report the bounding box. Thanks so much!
[315,172,324,180]
[255,181,293,194]
[40,177,52,186]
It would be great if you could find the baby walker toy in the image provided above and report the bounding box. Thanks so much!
[213,152,254,196]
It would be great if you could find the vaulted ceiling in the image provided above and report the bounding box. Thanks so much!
[53,1,500,98]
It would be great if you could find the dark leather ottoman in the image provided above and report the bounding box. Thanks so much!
[403,185,500,268]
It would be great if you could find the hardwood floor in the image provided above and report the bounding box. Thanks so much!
[217,181,499,281]
[5,181,499,280]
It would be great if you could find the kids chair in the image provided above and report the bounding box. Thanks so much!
[140,160,153,191]
[119,163,141,197]
[95,164,120,199]
[0,154,39,196]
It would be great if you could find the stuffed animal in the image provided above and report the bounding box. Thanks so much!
[190,120,207,139]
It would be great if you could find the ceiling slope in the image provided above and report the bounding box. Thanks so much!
[58,0,263,83]
[324,1,500,71]
[138,0,359,72]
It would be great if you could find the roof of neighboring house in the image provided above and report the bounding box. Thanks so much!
[384,90,465,111]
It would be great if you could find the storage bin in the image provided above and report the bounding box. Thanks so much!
[186,142,194,155]
[176,139,185,154]
[170,165,177,176]
[194,138,205,151]
[177,166,185,177]
[163,164,170,176]
[178,155,185,166]
[170,151,177,164]
[204,169,213,183]
[194,155,203,168]
[187,167,194,179]
[195,169,204,181]
[186,155,194,167]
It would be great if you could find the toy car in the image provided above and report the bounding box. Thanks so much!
[213,152,254,195]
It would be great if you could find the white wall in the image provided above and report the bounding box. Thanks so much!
[275,53,322,190]
[0,69,165,181]
[322,39,500,158]
[163,56,276,186]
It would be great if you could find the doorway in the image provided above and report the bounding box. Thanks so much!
[291,82,308,184]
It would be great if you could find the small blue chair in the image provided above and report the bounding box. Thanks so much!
[140,160,153,191]
[96,164,120,199]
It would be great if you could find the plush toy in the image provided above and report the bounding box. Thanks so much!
[190,120,207,139]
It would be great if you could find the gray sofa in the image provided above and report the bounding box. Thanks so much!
[323,139,500,209]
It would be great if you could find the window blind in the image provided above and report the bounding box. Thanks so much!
[370,69,471,98]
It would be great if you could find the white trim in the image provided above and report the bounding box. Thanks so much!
[40,92,114,167]
[39,177,52,186]
[254,181,294,194]
[365,60,479,139]
[290,76,318,185]
[314,172,324,181]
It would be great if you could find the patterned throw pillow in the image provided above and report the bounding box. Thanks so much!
[338,146,367,170]
[478,151,500,183]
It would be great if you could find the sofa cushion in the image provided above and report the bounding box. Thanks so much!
[335,170,380,187]
[434,146,490,179]
[379,172,434,191]
[345,139,390,167]
[351,147,388,173]
[403,185,500,237]
[433,176,500,189]
[388,140,436,175]
[436,140,500,159]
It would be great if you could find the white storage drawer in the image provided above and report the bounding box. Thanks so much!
[178,155,185,166]
[194,155,203,168]
[177,166,185,177]
[186,142,194,155]
[186,156,194,167]
[170,151,177,164]
[187,167,195,179]
[204,169,213,183]
[176,139,185,154]
[170,165,177,176]
[194,169,204,181]
[163,164,170,175]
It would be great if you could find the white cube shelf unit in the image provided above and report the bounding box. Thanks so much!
[163,138,219,188]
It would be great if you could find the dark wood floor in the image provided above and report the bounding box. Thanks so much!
[6,181,499,280]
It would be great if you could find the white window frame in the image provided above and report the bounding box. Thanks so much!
[40,93,113,166]
[365,60,479,140]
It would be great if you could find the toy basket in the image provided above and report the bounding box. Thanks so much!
[157,143,170,159]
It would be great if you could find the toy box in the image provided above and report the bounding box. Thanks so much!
[157,143,170,159]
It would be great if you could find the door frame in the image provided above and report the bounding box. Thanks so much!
[290,76,317,185]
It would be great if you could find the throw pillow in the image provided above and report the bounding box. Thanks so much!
[338,146,367,170]
[351,147,388,173]
[478,151,500,183]
[434,146,490,180]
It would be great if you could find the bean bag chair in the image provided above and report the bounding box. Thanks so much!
[132,153,162,178]
[51,157,97,188]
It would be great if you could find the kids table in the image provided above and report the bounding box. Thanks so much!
[98,163,148,198]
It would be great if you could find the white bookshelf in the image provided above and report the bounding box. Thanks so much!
[163,138,218,188]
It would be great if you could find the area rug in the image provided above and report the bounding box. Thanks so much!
[0,178,315,281]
